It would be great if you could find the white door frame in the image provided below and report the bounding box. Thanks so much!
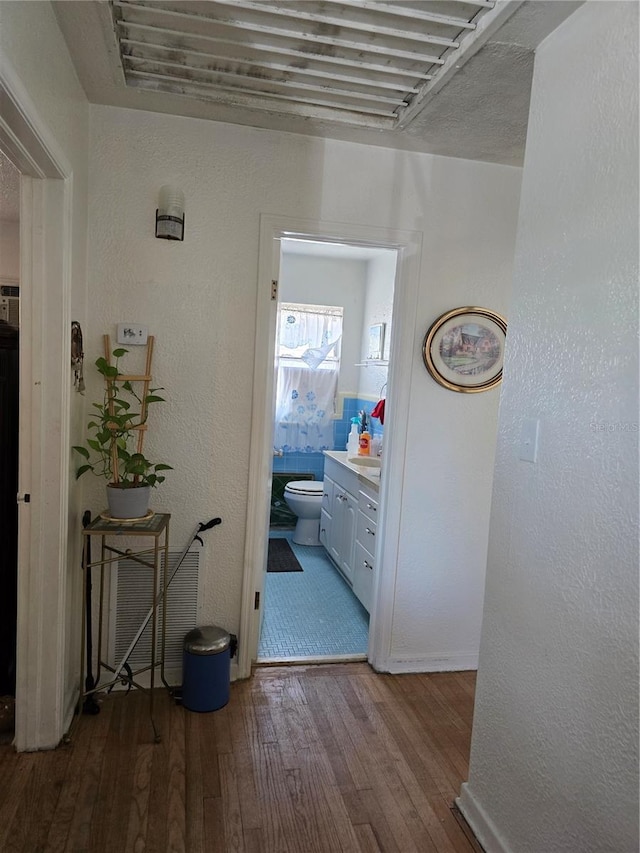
[238,214,422,679]
[0,58,74,749]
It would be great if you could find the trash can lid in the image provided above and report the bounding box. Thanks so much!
[184,625,231,655]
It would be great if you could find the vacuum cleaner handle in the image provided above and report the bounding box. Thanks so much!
[195,517,221,544]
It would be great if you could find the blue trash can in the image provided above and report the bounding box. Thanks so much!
[182,625,231,712]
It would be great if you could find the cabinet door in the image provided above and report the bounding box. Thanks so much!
[340,491,358,584]
[329,486,345,566]
[322,476,335,514]
[319,507,331,550]
[358,489,378,523]
[356,511,377,555]
[354,540,374,613]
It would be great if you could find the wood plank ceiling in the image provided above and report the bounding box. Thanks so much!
[111,0,496,129]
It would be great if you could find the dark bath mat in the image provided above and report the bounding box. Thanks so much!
[267,538,303,573]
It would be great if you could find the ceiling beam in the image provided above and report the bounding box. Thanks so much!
[126,70,398,121]
[121,38,423,94]
[323,0,478,30]
[114,3,448,65]
[122,55,408,107]
[210,0,461,48]
[117,21,436,80]
[448,0,495,6]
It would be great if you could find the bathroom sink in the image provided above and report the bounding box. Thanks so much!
[348,455,381,469]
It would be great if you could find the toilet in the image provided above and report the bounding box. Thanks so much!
[283,480,324,546]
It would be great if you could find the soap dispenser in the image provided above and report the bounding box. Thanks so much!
[358,427,371,456]
[358,410,371,456]
[346,417,360,457]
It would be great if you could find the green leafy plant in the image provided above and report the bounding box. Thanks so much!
[73,348,172,488]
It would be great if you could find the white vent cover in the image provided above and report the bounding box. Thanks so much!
[109,549,199,671]
[0,296,19,326]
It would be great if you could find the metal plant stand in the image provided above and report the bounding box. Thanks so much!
[71,512,171,743]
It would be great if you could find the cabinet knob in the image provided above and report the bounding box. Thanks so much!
[366,503,376,512]
[366,527,375,536]
[364,560,373,570]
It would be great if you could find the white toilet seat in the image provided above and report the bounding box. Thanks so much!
[284,481,324,496]
[283,481,323,546]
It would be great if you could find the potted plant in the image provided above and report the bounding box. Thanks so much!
[73,347,172,519]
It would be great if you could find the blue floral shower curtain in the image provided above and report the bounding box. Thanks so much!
[274,304,341,453]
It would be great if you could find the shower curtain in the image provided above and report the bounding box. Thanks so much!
[274,365,337,452]
[274,303,341,453]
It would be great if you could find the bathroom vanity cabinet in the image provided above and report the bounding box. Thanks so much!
[322,452,380,613]
[321,477,357,584]
[353,489,378,613]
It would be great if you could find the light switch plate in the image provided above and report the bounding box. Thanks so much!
[519,418,539,463]
[117,323,148,345]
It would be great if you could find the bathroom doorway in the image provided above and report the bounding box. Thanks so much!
[257,237,398,663]
[239,215,422,679]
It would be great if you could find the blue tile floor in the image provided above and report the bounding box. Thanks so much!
[257,530,369,662]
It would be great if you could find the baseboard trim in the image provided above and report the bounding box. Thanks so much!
[457,784,511,853]
[61,686,80,746]
[374,652,478,673]
[451,803,486,852]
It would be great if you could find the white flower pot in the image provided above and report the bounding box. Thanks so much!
[106,484,151,519]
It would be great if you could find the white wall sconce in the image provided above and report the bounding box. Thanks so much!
[155,185,185,241]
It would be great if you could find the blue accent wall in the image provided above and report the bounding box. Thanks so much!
[272,451,325,481]
[333,396,384,451]
[271,396,384,482]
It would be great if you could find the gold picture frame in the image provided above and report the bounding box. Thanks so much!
[422,307,507,393]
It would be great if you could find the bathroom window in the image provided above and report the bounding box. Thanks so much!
[277,303,342,369]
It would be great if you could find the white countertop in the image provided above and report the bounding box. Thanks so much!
[323,451,381,491]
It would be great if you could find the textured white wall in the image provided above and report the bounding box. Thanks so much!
[87,105,521,664]
[460,4,639,852]
[357,252,396,401]
[279,252,367,395]
[0,1,88,312]
[390,155,520,669]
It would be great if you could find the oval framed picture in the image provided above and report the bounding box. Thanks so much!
[422,307,507,393]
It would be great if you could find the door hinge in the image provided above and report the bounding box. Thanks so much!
[17,493,30,503]
[254,591,260,610]
[270,280,278,301]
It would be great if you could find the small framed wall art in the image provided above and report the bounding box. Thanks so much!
[422,306,507,393]
[368,323,385,360]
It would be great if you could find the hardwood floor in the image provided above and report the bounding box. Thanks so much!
[0,663,478,852]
